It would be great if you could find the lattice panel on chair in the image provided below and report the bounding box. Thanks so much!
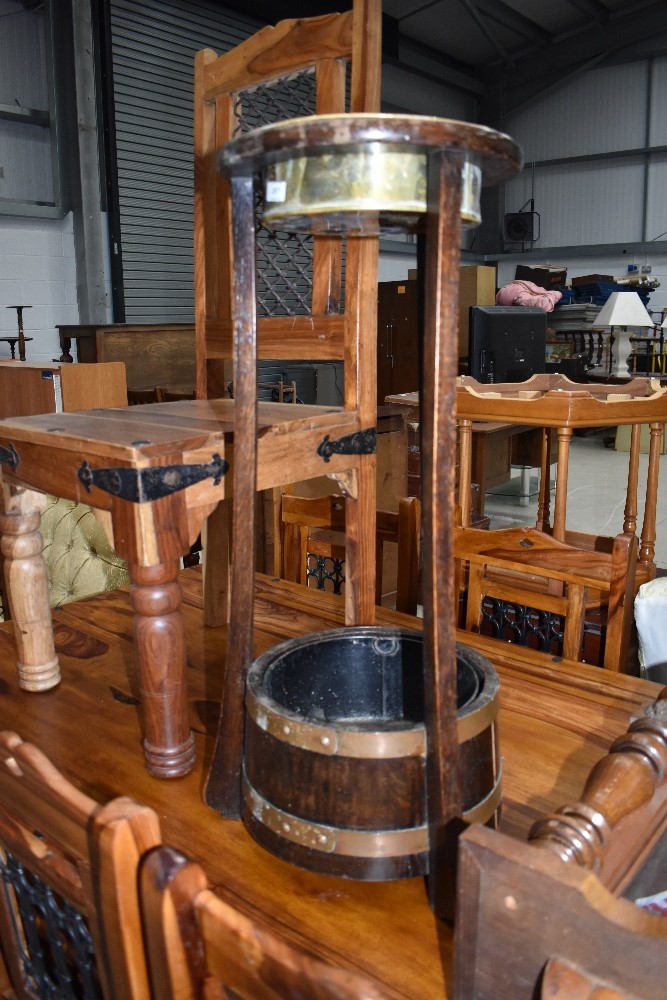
[306,553,346,595]
[0,851,100,999]
[461,595,608,665]
[479,597,565,655]
[234,71,318,318]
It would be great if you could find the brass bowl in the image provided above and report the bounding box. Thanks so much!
[263,145,482,235]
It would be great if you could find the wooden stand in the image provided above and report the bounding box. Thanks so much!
[203,113,520,919]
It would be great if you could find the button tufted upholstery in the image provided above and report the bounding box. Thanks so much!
[1,494,130,619]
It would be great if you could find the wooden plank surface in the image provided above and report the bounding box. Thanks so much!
[0,569,659,999]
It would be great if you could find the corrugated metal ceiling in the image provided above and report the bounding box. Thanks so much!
[227,1,667,117]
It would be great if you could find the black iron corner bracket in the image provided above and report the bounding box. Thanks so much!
[317,428,377,464]
[0,444,19,472]
[77,453,228,503]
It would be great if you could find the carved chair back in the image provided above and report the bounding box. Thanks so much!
[279,493,421,615]
[140,845,386,999]
[193,0,381,403]
[453,688,667,998]
[455,525,638,672]
[0,731,161,999]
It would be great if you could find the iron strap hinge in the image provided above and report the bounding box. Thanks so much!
[77,453,228,503]
[317,428,376,463]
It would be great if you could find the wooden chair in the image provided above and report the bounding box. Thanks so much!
[453,687,667,999]
[454,525,638,672]
[194,0,381,629]
[157,386,196,402]
[127,386,163,405]
[0,730,161,998]
[195,2,383,817]
[140,845,386,1000]
[279,493,421,615]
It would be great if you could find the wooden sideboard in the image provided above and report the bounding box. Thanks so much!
[56,323,195,393]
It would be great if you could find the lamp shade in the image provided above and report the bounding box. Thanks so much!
[661,313,667,330]
[592,291,654,329]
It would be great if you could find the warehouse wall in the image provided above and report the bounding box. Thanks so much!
[501,56,667,256]
[0,216,79,361]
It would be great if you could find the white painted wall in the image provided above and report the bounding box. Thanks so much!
[378,250,415,282]
[0,214,79,362]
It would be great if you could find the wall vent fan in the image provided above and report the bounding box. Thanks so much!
[504,211,540,243]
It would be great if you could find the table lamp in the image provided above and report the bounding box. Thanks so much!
[592,290,653,379]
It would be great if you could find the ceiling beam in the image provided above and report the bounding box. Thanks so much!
[474,0,550,47]
[484,0,667,118]
[397,34,484,96]
[563,0,611,26]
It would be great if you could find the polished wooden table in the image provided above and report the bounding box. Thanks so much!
[0,569,660,999]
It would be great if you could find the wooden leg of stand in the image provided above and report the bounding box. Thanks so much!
[0,506,59,691]
[202,500,231,627]
[420,150,464,922]
[130,561,196,779]
[638,421,661,575]
[205,174,257,818]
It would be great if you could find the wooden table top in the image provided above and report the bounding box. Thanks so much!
[0,570,660,999]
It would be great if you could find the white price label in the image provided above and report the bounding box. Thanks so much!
[266,180,287,203]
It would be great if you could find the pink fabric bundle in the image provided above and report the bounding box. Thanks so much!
[495,279,562,311]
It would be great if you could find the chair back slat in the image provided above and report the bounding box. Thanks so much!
[141,845,386,1000]
[0,731,161,999]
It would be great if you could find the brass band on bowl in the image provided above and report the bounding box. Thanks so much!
[263,148,482,235]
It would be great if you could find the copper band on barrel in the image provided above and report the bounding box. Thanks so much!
[243,769,502,858]
[245,684,499,758]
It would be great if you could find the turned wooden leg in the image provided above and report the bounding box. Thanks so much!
[0,507,59,691]
[130,561,196,778]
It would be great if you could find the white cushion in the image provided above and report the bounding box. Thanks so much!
[634,577,667,670]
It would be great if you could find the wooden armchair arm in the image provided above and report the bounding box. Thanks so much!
[529,690,667,882]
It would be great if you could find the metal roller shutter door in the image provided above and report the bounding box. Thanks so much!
[108,0,262,321]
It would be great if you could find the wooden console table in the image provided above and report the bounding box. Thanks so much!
[0,570,661,999]
[385,390,551,514]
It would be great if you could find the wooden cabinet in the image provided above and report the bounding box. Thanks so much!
[0,362,127,418]
[377,279,420,404]
[56,324,195,393]
[458,264,496,356]
[377,265,498,404]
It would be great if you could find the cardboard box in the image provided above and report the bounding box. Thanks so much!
[459,265,496,356]
[571,274,614,286]
[515,264,567,289]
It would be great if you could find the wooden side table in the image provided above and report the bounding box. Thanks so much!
[456,373,667,583]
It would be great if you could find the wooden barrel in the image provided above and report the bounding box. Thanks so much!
[243,627,501,880]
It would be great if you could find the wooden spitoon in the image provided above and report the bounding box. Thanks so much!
[206,112,521,914]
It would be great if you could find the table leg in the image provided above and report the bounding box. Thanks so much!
[0,506,60,691]
[458,419,473,527]
[536,428,552,531]
[58,334,74,363]
[638,421,661,575]
[552,427,572,542]
[130,560,196,778]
